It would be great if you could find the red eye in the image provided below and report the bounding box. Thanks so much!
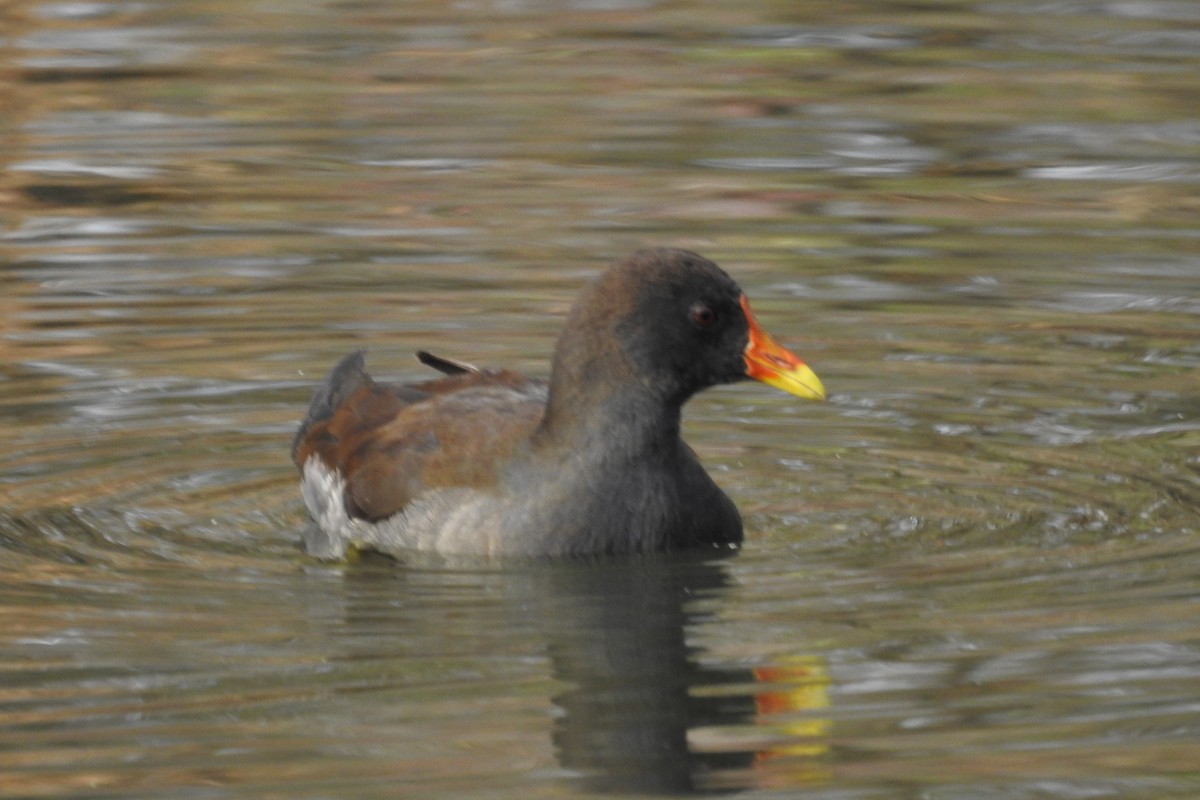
[690,304,717,329]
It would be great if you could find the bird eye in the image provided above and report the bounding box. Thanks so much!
[689,303,717,329]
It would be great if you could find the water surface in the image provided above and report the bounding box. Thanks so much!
[2,0,1199,797]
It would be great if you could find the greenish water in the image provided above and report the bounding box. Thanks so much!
[2,0,1199,796]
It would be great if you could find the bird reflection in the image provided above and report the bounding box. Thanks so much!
[541,553,755,794]
[332,551,830,794]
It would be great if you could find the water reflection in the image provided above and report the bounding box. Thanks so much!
[334,553,830,795]
[540,557,755,794]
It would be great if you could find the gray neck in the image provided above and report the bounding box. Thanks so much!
[537,370,684,460]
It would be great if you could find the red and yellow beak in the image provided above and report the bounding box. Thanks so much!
[741,295,826,401]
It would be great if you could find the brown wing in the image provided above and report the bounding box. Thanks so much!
[293,351,546,521]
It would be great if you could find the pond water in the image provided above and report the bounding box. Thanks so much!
[3,0,1199,796]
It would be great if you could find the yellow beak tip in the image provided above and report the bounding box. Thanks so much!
[759,363,827,402]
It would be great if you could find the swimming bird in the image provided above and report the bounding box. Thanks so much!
[293,247,825,559]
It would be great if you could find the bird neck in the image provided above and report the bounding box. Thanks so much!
[536,344,684,457]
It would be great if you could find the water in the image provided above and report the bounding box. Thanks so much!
[3,0,1199,796]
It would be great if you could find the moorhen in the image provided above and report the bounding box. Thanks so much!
[293,248,825,558]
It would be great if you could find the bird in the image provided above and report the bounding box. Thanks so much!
[292,247,825,559]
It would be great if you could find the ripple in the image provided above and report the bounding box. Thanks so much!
[737,25,917,50]
[1026,163,1200,182]
[693,156,836,171]
[1004,121,1200,152]
[9,160,161,179]
[1001,20,1200,56]
[33,2,119,19]
[829,133,941,163]
[360,158,494,171]
[992,1,1200,22]
[16,26,193,69]
[4,216,160,240]
[1046,291,1200,314]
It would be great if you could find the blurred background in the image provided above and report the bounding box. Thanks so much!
[2,1,1199,797]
